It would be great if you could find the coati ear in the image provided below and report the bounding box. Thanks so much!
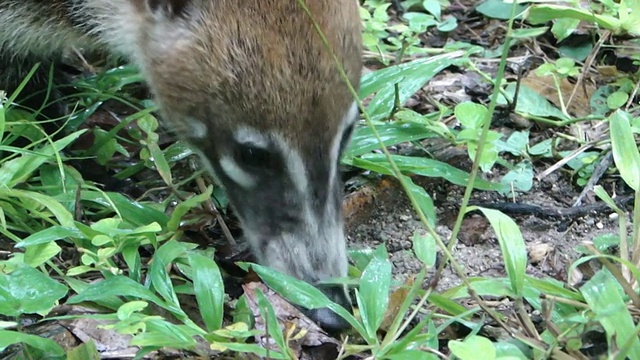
[138,0,192,19]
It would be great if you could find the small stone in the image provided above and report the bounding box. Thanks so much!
[528,243,554,263]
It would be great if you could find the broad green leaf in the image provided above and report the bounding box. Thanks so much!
[357,249,392,340]
[80,191,169,228]
[250,264,365,335]
[511,27,549,38]
[0,188,75,227]
[15,226,84,248]
[609,110,640,191]
[499,160,534,195]
[472,207,527,296]
[581,270,640,358]
[188,252,224,332]
[552,16,580,41]
[148,241,186,308]
[386,350,438,360]
[476,0,527,20]
[444,278,515,299]
[607,91,629,109]
[455,102,487,129]
[344,121,439,158]
[360,53,465,121]
[254,289,288,355]
[0,130,86,188]
[402,175,436,226]
[449,335,497,360]
[68,276,170,312]
[500,84,568,120]
[167,187,213,231]
[148,141,173,185]
[354,154,509,192]
[495,340,530,359]
[67,339,101,360]
[24,242,61,268]
[412,231,436,267]
[0,330,65,357]
[212,342,288,359]
[130,318,198,348]
[527,5,624,34]
[0,266,68,317]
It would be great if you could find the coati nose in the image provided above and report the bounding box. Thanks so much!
[304,284,352,332]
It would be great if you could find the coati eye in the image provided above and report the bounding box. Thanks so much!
[236,145,273,169]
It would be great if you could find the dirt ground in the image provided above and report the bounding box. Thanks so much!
[346,162,625,293]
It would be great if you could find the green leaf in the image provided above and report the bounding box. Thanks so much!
[476,0,527,20]
[68,276,169,310]
[0,130,86,188]
[413,231,436,267]
[0,330,65,357]
[24,242,61,268]
[444,278,515,299]
[0,188,75,227]
[386,350,438,360]
[449,335,497,360]
[472,208,527,296]
[67,340,101,360]
[495,340,530,359]
[500,84,568,120]
[607,91,629,110]
[148,141,173,185]
[15,226,83,248]
[551,18,580,42]
[402,175,436,226]
[609,110,640,191]
[360,53,465,121]
[188,252,224,331]
[527,5,623,34]
[499,160,534,195]
[581,270,640,358]
[0,266,68,317]
[167,187,213,231]
[354,154,509,192]
[80,191,169,228]
[130,318,198,349]
[455,102,487,129]
[212,342,288,359]
[254,288,288,355]
[344,121,439,158]
[357,248,392,340]
[148,241,186,307]
[250,264,366,335]
[511,27,549,39]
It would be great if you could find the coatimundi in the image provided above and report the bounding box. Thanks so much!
[0,0,362,331]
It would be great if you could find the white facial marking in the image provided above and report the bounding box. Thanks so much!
[219,155,257,188]
[271,133,309,197]
[187,118,209,139]
[234,127,270,148]
[327,101,358,203]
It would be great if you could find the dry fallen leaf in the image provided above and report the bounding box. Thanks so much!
[242,282,340,359]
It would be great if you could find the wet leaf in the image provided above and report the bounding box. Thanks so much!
[188,252,225,332]
[609,110,640,191]
[0,266,68,317]
[357,248,392,340]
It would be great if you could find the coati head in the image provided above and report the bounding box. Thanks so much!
[94,0,362,330]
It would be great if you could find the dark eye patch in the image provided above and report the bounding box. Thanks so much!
[338,122,356,156]
[235,144,274,169]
